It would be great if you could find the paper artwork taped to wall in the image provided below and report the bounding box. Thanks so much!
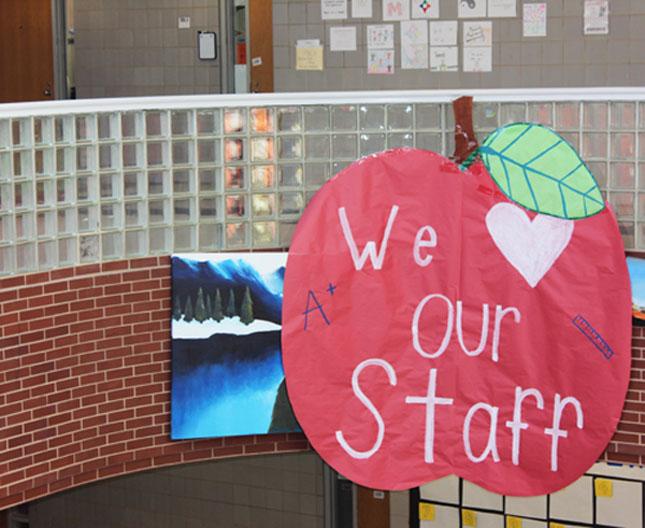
[430,46,458,71]
[171,253,298,440]
[330,26,358,51]
[458,0,486,18]
[584,0,609,35]
[368,49,395,74]
[488,0,517,17]
[322,0,348,20]
[382,0,410,21]
[367,24,395,49]
[401,20,429,69]
[352,0,373,18]
[430,20,458,46]
[523,3,547,37]
[282,123,631,496]
[412,0,439,19]
[463,21,492,47]
[463,46,492,72]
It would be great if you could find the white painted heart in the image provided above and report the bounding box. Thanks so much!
[485,203,574,288]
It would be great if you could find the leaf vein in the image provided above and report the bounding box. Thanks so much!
[559,184,568,218]
[561,162,584,183]
[499,155,513,199]
[498,124,534,154]
[481,148,604,207]
[525,140,562,167]
[522,166,540,211]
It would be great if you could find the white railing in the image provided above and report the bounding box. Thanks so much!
[0,88,643,274]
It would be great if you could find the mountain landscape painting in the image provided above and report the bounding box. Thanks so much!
[171,253,299,440]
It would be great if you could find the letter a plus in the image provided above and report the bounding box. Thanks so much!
[303,290,331,330]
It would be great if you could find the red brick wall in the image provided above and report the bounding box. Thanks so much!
[601,324,645,465]
[0,257,308,511]
[0,256,642,511]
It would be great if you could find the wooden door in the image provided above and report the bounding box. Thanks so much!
[0,0,55,103]
[357,486,390,528]
[248,0,273,92]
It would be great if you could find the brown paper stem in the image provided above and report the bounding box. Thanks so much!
[452,96,479,166]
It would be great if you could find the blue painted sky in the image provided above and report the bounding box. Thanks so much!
[627,257,645,308]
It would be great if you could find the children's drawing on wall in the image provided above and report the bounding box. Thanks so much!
[321,0,348,20]
[351,0,373,18]
[367,24,395,49]
[488,0,517,17]
[430,46,458,71]
[330,26,358,51]
[523,2,547,37]
[401,20,429,69]
[411,0,440,19]
[584,0,609,35]
[463,21,493,47]
[458,0,486,18]
[463,46,492,72]
[430,20,458,46]
[627,256,645,325]
[171,253,299,439]
[368,49,395,74]
[382,0,410,21]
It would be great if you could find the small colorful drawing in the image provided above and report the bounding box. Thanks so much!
[383,0,410,21]
[367,24,395,49]
[368,49,395,74]
[412,0,439,18]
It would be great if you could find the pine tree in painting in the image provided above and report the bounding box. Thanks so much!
[184,295,194,322]
[172,295,182,321]
[240,286,254,325]
[195,287,207,323]
[213,289,224,322]
[205,293,213,320]
[225,289,236,317]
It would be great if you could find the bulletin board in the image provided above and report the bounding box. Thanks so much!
[410,464,645,528]
[274,0,628,91]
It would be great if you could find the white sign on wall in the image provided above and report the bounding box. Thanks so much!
[322,0,348,20]
[430,20,458,46]
[330,26,358,51]
[383,0,410,21]
[352,0,373,18]
[488,0,516,18]
[458,0,487,18]
[584,0,609,35]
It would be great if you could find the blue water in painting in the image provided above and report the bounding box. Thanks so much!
[171,341,285,439]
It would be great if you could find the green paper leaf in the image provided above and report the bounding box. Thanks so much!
[479,123,605,219]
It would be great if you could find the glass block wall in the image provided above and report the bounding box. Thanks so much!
[0,93,643,274]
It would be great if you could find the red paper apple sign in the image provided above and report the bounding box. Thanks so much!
[281,125,630,496]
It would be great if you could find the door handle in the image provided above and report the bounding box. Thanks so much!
[43,84,52,96]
